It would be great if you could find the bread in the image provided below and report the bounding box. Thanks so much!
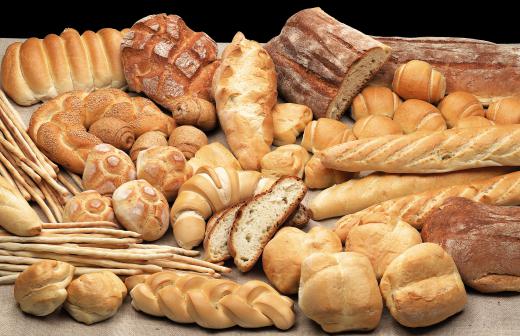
[83,144,136,196]
[422,197,520,293]
[88,117,135,150]
[310,167,511,220]
[299,252,382,333]
[379,243,467,328]
[212,32,277,170]
[345,217,422,279]
[262,226,342,294]
[272,103,313,146]
[455,116,494,128]
[187,142,241,173]
[392,60,446,103]
[438,91,485,127]
[170,167,269,249]
[319,125,520,174]
[28,88,174,174]
[351,86,402,120]
[124,274,149,291]
[283,204,311,228]
[1,28,127,106]
[229,176,307,272]
[304,155,352,189]
[301,119,356,153]
[64,271,127,324]
[112,180,169,241]
[129,271,295,330]
[334,170,520,240]
[63,190,116,223]
[121,14,219,108]
[14,260,75,316]
[392,99,447,133]
[136,146,192,201]
[352,115,403,138]
[486,96,520,124]
[0,176,42,236]
[130,131,168,161]
[168,125,208,159]
[260,145,310,178]
[265,8,391,119]
[169,96,217,131]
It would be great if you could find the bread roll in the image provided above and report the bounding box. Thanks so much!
[112,180,169,241]
[88,117,135,150]
[352,115,403,138]
[82,144,136,196]
[168,125,208,159]
[169,95,217,131]
[486,96,520,124]
[455,116,494,128]
[260,145,310,178]
[299,252,383,333]
[351,86,401,120]
[392,60,446,103]
[14,260,75,316]
[304,155,352,189]
[187,142,242,173]
[393,99,447,133]
[380,243,467,327]
[65,271,127,324]
[130,131,168,161]
[301,118,356,153]
[438,91,485,127]
[271,103,313,146]
[63,190,116,223]
[262,226,342,294]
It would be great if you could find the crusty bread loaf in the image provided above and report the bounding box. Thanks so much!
[265,7,391,119]
[301,118,356,153]
[351,86,401,120]
[186,142,241,173]
[319,125,520,174]
[260,144,310,178]
[392,99,446,134]
[438,91,485,128]
[486,96,520,124]
[392,60,446,103]
[63,190,116,224]
[352,115,403,139]
[1,28,127,106]
[272,103,313,146]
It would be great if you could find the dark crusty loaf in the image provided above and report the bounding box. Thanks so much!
[265,7,391,119]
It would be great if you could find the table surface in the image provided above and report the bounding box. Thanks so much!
[0,37,519,336]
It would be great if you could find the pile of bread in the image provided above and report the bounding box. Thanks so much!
[0,5,519,334]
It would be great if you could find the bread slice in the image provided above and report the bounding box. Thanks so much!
[228,176,307,272]
[203,203,243,263]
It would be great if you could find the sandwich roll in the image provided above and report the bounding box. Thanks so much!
[438,91,485,127]
[392,99,447,134]
[486,96,520,125]
[392,60,446,103]
[351,86,401,120]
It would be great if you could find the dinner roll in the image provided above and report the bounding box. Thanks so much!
[438,91,485,127]
[392,60,446,103]
[168,125,208,159]
[260,144,310,178]
[130,131,168,161]
[455,116,494,128]
[393,99,447,133]
[486,96,520,124]
[304,155,352,189]
[351,86,401,120]
[352,115,403,139]
[63,190,116,223]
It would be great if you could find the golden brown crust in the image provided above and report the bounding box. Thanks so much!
[303,155,352,190]
[272,103,313,146]
[352,115,403,138]
[393,99,446,134]
[438,91,485,128]
[169,96,217,131]
[455,116,494,128]
[63,190,116,223]
[486,96,520,124]
[392,60,446,103]
[351,86,401,120]
[88,117,135,150]
[168,126,208,160]
[260,145,310,178]
[130,131,168,161]
[301,118,356,153]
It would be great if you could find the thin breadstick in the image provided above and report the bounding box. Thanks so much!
[128,243,199,257]
[0,274,17,285]
[75,267,142,276]
[0,159,28,199]
[42,228,140,237]
[57,172,81,195]
[67,170,84,190]
[0,236,141,245]
[0,148,42,199]
[152,260,215,275]
[42,221,119,229]
[18,160,41,183]
[0,270,17,276]
[170,254,232,273]
[40,184,63,222]
[17,167,44,199]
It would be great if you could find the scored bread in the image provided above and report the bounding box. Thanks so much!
[228,176,307,272]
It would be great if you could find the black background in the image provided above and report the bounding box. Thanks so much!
[0,0,517,43]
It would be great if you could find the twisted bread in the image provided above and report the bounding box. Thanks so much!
[129,271,295,330]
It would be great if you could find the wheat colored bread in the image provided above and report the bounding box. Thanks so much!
[228,176,307,272]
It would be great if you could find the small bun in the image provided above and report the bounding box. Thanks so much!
[486,96,520,124]
[455,116,494,129]
[272,103,313,145]
[63,190,116,223]
[438,91,485,127]
[392,60,446,103]
[168,125,208,159]
[393,99,447,134]
[304,155,352,189]
[130,131,168,161]
[88,117,135,150]
[351,86,401,120]
[260,144,310,178]
[352,115,403,139]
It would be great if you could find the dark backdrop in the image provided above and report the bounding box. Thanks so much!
[1,0,517,43]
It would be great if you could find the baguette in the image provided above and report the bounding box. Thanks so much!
[319,125,520,174]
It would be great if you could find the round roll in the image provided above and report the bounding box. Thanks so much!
[438,91,485,128]
[168,125,208,160]
[393,99,447,134]
[260,144,310,178]
[63,190,116,223]
[352,115,403,139]
[486,96,520,124]
[130,131,168,161]
[351,86,402,120]
[304,155,352,190]
[455,116,494,129]
[392,60,446,103]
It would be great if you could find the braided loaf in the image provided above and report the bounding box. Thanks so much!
[129,271,295,330]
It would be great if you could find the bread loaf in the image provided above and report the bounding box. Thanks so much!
[455,116,494,129]
[392,60,446,103]
[265,7,391,119]
[301,118,356,153]
[130,131,168,161]
[168,125,208,159]
[186,142,242,173]
[168,96,217,131]
[260,145,310,178]
[304,155,352,189]
[63,190,116,224]
[272,103,313,146]
[438,91,485,127]
[392,99,447,134]
[486,96,520,124]
[351,86,401,120]
[352,115,403,138]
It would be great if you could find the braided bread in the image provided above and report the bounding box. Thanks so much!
[320,125,520,174]
[129,271,295,330]
[28,88,174,174]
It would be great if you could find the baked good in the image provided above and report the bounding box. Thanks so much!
[83,144,136,196]
[63,190,116,223]
[28,88,174,174]
[168,125,208,159]
[88,117,135,150]
[65,271,127,324]
[14,260,75,316]
[351,86,402,120]
[352,115,403,138]
[438,91,485,127]
[112,179,169,241]
[272,103,313,146]
[265,8,391,119]
[422,197,520,293]
[304,155,352,189]
[284,204,311,228]
[136,146,192,201]
[187,142,241,173]
[229,176,307,272]
[0,176,42,236]
[334,170,520,240]
[262,226,342,294]
[370,36,520,104]
[1,28,127,106]
[319,125,520,174]
[129,131,168,161]
[345,217,422,279]
[310,167,510,220]
[121,14,219,108]
[299,252,382,333]
[392,60,446,103]
[124,274,149,291]
[455,116,494,128]
[301,118,356,153]
[129,271,295,330]
[168,95,217,131]
[486,96,520,124]
[392,99,447,133]
[260,145,310,178]
[212,32,277,170]
[379,243,467,328]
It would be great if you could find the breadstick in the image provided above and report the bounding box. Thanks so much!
[128,243,199,257]
[0,263,26,271]
[0,270,16,276]
[42,228,140,237]
[0,236,140,245]
[66,170,84,190]
[170,254,232,273]
[0,159,27,199]
[42,221,119,229]
[40,184,63,222]
[57,172,81,195]
[74,267,142,276]
[0,274,17,285]
[151,259,216,275]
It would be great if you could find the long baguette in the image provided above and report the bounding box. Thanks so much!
[334,171,520,241]
[319,125,520,174]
